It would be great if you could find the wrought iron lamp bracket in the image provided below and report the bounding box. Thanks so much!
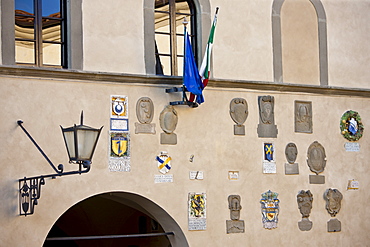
[165,85,198,108]
[17,120,91,216]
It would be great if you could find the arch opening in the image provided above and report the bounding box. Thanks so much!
[43,192,188,247]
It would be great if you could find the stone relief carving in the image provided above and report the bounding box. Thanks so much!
[297,190,313,231]
[226,195,244,233]
[285,143,298,164]
[228,195,242,220]
[295,101,312,133]
[229,98,248,135]
[136,97,154,124]
[307,141,326,175]
[257,95,278,138]
[135,97,156,134]
[285,142,299,175]
[159,105,178,145]
[324,188,342,217]
[324,188,343,232]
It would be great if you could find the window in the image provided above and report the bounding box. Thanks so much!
[155,0,196,76]
[15,0,66,67]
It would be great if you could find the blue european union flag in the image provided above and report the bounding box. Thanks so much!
[183,29,204,104]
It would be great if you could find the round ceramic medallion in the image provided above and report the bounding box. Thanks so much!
[340,110,364,141]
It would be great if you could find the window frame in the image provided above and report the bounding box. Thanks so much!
[154,0,197,76]
[145,0,211,76]
[1,0,83,70]
[14,0,67,67]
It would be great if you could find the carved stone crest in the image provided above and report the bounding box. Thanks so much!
[297,190,313,231]
[159,105,178,145]
[226,195,245,233]
[324,188,342,217]
[324,188,343,232]
[295,101,312,133]
[307,141,326,184]
[285,142,299,175]
[135,97,156,134]
[260,190,279,229]
[257,95,278,138]
[229,98,248,135]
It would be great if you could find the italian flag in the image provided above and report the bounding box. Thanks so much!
[189,7,218,103]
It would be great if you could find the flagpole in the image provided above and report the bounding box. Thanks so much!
[182,17,189,103]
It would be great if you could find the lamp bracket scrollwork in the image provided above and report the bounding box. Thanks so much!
[17,115,100,216]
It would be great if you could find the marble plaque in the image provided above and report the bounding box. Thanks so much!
[189,171,204,180]
[227,220,245,234]
[234,125,245,135]
[298,218,313,231]
[309,175,325,184]
[285,163,299,175]
[327,218,341,232]
[345,142,360,152]
[263,162,276,173]
[135,122,156,134]
[154,174,173,183]
[160,132,177,145]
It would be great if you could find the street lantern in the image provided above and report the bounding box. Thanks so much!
[17,112,103,216]
[61,112,103,166]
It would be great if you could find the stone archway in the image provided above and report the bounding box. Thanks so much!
[43,192,188,247]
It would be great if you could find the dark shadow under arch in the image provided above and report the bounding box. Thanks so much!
[43,192,188,247]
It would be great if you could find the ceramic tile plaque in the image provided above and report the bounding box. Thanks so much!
[347,179,359,190]
[110,95,128,131]
[260,190,279,229]
[188,193,206,230]
[228,171,239,180]
[263,143,276,173]
[109,95,131,172]
[108,132,130,172]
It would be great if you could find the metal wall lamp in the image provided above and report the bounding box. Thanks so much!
[17,112,103,216]
[165,86,198,108]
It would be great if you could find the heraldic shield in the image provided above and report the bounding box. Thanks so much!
[111,134,128,157]
[260,190,280,229]
[156,152,171,174]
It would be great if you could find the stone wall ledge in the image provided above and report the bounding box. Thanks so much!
[0,65,369,98]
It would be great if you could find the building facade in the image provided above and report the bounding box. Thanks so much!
[1,0,370,246]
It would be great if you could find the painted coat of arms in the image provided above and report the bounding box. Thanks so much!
[156,152,172,174]
[260,190,280,229]
[340,110,364,141]
[109,132,130,172]
[111,96,127,118]
[264,143,274,161]
[188,193,207,230]
[110,132,129,157]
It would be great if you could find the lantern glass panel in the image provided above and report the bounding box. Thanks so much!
[62,129,75,159]
[76,129,99,160]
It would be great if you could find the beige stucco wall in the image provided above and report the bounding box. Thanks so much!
[82,0,146,74]
[0,73,369,246]
[324,0,370,88]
